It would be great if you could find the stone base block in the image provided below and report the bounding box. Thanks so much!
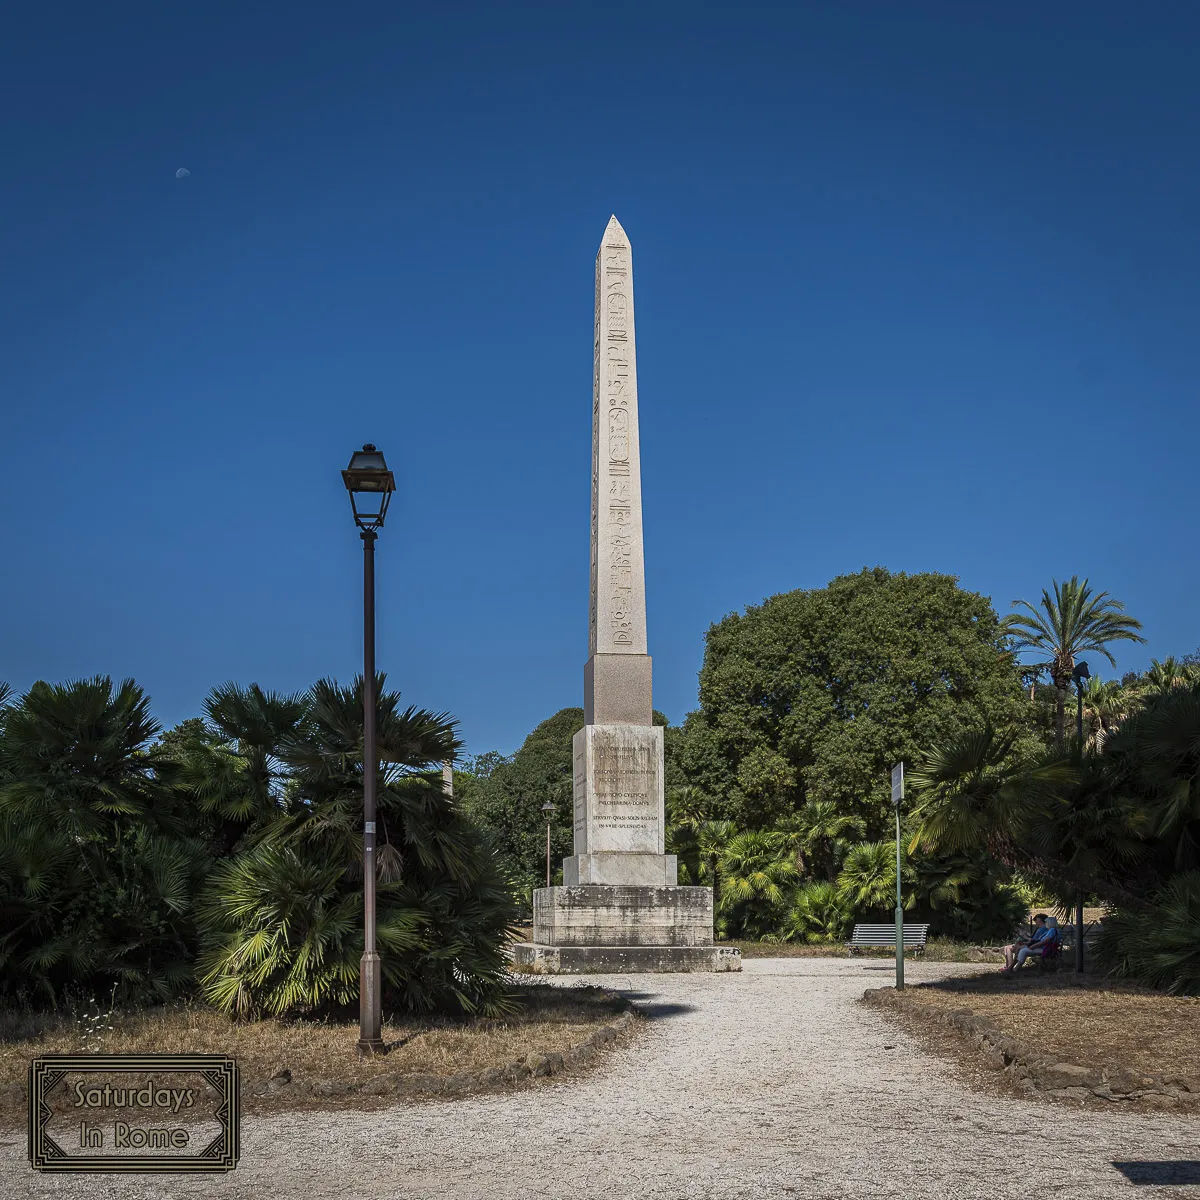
[563,853,678,886]
[584,654,653,725]
[534,884,712,947]
[511,943,742,974]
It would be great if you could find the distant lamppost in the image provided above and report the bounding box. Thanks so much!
[1071,659,1091,974]
[890,763,905,991]
[342,443,396,1056]
[541,801,555,889]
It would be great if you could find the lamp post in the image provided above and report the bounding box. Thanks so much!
[342,443,396,1056]
[541,801,555,889]
[890,762,904,991]
[1071,659,1090,974]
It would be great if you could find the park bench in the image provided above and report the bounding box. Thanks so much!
[1020,932,1063,972]
[846,923,930,957]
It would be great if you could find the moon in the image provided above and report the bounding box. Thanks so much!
[176,168,190,179]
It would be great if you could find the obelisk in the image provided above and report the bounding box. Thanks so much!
[511,217,740,974]
[585,215,651,726]
[565,216,671,888]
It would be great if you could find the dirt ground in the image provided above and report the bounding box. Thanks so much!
[7,960,1196,1200]
[0,984,627,1123]
[870,968,1200,1104]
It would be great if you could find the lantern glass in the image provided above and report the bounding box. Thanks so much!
[342,443,396,531]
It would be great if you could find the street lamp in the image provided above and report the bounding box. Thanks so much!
[541,801,555,889]
[1071,659,1090,974]
[1073,660,1090,745]
[342,443,396,1056]
[890,763,905,991]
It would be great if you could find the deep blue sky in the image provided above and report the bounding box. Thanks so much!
[3,3,1198,754]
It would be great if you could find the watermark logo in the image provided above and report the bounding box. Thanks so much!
[28,1054,239,1173]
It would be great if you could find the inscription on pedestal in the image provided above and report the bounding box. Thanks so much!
[572,724,664,856]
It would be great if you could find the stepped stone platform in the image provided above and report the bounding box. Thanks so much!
[511,885,742,974]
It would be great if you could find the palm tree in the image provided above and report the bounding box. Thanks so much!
[696,819,736,918]
[197,675,516,1018]
[1096,870,1200,995]
[1143,657,1190,697]
[783,880,849,944]
[1081,676,1135,751]
[908,725,1149,911]
[836,841,915,917]
[0,677,199,1004]
[665,785,708,885]
[1105,681,1200,873]
[777,799,866,881]
[166,683,309,856]
[718,831,800,938]
[1001,576,1145,750]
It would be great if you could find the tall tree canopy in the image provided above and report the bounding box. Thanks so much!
[675,568,1031,835]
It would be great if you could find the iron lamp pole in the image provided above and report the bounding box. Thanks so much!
[1071,660,1090,974]
[541,801,555,890]
[342,443,396,1056]
[890,763,904,991]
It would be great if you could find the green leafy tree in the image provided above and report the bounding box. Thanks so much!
[451,750,512,813]
[1001,576,1145,750]
[679,568,1031,837]
[454,709,582,903]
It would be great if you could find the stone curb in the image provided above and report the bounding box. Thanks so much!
[247,989,640,1104]
[862,987,1199,1109]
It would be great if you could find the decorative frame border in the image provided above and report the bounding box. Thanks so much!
[28,1054,239,1173]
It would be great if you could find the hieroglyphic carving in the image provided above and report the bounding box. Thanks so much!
[589,218,646,657]
[589,260,602,652]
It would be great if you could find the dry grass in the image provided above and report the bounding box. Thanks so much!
[0,985,627,1123]
[726,939,1006,963]
[890,971,1200,1082]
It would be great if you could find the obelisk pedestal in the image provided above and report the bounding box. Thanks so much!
[511,217,739,975]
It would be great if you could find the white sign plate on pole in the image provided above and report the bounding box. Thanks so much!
[891,763,903,805]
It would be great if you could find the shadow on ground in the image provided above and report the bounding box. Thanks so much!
[616,993,696,1021]
[904,970,1124,996]
[1112,1161,1200,1185]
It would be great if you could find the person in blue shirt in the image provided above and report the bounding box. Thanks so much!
[1000,913,1052,974]
[1019,915,1060,967]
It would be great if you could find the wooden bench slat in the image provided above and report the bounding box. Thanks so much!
[845,923,930,954]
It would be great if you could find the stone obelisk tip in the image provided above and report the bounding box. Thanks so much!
[601,214,630,248]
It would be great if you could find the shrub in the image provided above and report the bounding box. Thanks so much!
[1094,871,1200,995]
[195,678,517,1018]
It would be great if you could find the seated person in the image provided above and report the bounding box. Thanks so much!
[1023,915,1060,966]
[1000,913,1051,973]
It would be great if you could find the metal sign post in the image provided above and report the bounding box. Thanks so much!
[891,763,905,991]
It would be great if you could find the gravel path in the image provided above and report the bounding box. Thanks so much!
[3,958,1197,1200]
